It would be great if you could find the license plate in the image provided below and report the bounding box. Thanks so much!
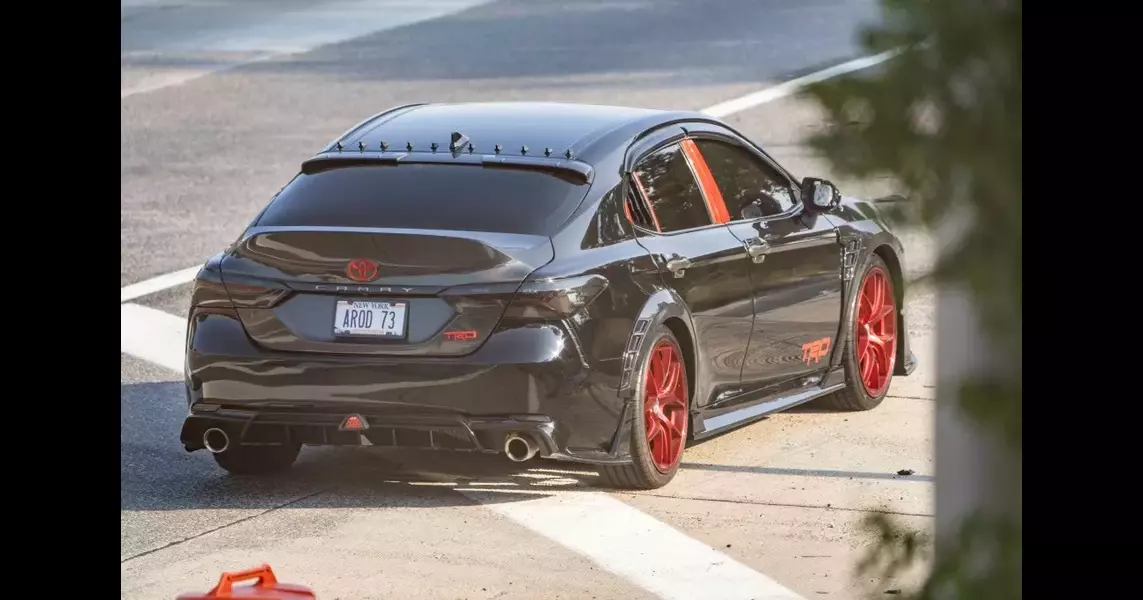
[333,300,408,339]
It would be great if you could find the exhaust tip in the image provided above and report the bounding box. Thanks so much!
[204,428,230,454]
[504,433,538,462]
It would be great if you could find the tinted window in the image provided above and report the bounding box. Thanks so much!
[582,185,633,249]
[632,144,710,233]
[695,139,797,219]
[255,164,590,236]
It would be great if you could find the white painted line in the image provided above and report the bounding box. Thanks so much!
[121,266,202,303]
[121,55,276,99]
[700,49,901,117]
[463,490,805,600]
[121,303,187,372]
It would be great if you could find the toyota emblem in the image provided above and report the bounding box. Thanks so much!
[346,259,379,282]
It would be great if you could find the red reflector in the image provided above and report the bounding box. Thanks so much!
[340,415,367,431]
[443,330,478,341]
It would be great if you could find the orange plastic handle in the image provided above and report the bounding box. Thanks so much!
[211,565,278,596]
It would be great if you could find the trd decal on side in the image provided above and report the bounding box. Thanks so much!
[443,330,478,341]
[801,337,831,365]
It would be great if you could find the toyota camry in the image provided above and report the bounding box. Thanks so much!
[180,102,918,489]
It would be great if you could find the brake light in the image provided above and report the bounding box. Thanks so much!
[189,267,232,309]
[190,268,291,310]
[503,274,609,319]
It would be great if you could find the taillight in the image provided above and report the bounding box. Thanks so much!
[189,267,232,309]
[190,268,291,310]
[503,274,609,319]
[219,273,292,308]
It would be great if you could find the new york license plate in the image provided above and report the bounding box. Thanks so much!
[333,300,408,339]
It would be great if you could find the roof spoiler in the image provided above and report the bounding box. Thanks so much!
[320,103,428,152]
[300,151,593,183]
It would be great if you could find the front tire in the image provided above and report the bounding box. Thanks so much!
[597,326,689,490]
[820,254,899,411]
[213,443,301,475]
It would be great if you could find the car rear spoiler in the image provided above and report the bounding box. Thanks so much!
[300,151,593,184]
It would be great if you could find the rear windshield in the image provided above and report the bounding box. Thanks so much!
[255,164,590,236]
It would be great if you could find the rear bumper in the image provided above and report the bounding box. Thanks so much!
[184,310,634,464]
[181,409,566,456]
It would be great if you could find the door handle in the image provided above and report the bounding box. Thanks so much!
[743,237,770,263]
[664,256,692,278]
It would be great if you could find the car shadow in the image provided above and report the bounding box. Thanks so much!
[121,381,605,513]
[122,377,923,516]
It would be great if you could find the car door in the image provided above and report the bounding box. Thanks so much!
[688,134,845,395]
[625,137,756,407]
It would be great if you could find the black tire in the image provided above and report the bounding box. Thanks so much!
[596,325,689,490]
[213,443,301,475]
[820,254,899,411]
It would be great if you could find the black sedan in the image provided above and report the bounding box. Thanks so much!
[181,102,918,490]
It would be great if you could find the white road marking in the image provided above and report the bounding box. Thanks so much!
[119,48,900,301]
[121,303,187,372]
[464,490,805,600]
[121,266,202,303]
[700,49,901,118]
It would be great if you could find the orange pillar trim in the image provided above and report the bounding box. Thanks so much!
[679,139,730,224]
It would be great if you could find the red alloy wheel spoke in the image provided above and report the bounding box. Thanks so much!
[645,414,664,443]
[644,341,688,473]
[855,267,897,397]
[659,359,681,400]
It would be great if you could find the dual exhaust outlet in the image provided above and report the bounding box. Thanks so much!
[206,426,539,462]
[503,432,538,462]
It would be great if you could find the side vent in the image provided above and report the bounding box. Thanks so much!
[841,238,861,281]
[620,318,652,390]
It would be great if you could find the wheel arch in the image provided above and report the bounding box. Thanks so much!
[620,287,698,404]
[662,316,696,410]
[872,244,905,309]
[868,242,913,377]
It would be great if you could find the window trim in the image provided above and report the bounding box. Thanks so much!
[687,133,806,224]
[623,140,729,238]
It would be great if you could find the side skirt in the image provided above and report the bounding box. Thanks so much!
[691,377,846,440]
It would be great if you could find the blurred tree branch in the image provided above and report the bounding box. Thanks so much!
[800,0,1021,597]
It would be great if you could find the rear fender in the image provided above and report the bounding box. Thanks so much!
[607,287,696,458]
[619,287,696,398]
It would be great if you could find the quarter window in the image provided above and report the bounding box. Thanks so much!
[631,143,711,233]
[694,139,797,219]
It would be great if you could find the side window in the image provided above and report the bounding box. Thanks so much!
[582,184,634,249]
[631,143,711,233]
[694,139,797,219]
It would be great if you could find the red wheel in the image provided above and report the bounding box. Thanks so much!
[855,265,897,397]
[597,326,690,489]
[820,254,899,411]
[644,340,688,473]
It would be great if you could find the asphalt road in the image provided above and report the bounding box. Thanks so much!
[121,2,935,598]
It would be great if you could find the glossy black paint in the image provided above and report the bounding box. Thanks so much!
[183,101,917,465]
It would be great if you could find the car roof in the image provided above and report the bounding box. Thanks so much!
[330,102,696,160]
